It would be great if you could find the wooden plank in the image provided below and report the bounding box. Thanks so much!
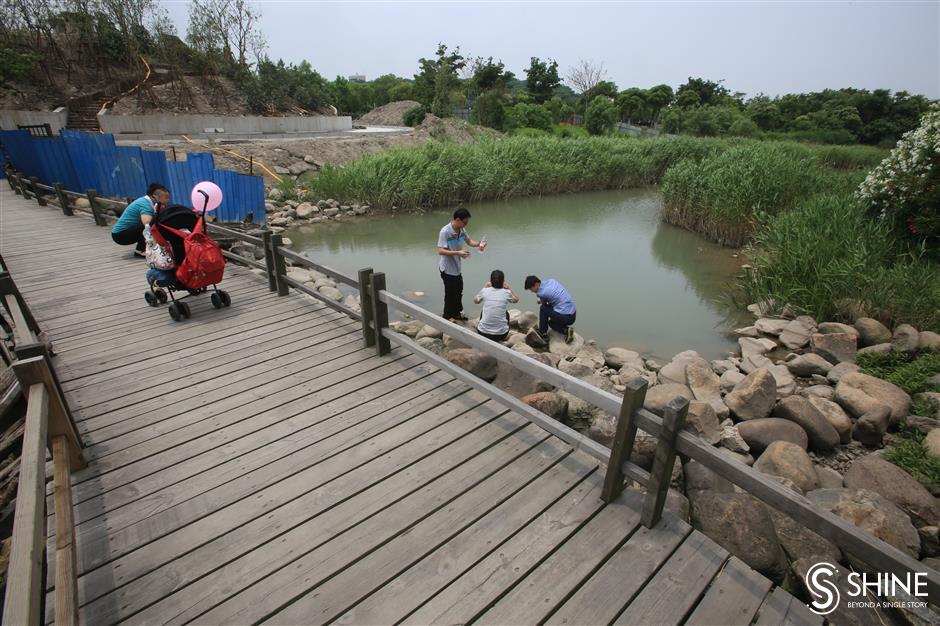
[2,384,48,626]
[602,377,647,501]
[755,587,824,626]
[51,436,79,626]
[642,396,688,527]
[611,532,728,626]
[685,556,772,626]
[547,513,692,625]
[4,292,37,347]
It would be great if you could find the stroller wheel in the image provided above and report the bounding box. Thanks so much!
[145,291,158,307]
[179,302,192,319]
[219,290,231,307]
[211,292,223,309]
[155,289,168,304]
[168,303,182,321]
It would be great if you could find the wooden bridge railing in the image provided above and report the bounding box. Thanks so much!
[0,263,85,626]
[5,165,940,606]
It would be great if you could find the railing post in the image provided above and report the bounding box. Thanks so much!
[641,396,688,528]
[30,177,47,206]
[20,174,32,200]
[86,189,105,227]
[4,166,19,193]
[54,183,73,216]
[369,272,391,356]
[358,268,376,348]
[51,435,79,626]
[601,377,648,502]
[270,234,289,296]
[261,231,277,292]
[0,272,42,343]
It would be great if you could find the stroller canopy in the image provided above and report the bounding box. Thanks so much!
[154,204,199,264]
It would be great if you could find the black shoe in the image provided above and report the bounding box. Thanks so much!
[537,331,550,343]
[133,250,145,259]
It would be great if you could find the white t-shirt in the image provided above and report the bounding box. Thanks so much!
[476,287,514,335]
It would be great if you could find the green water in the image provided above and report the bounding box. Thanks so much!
[286,189,748,362]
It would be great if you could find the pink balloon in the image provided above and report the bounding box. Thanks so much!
[191,181,223,212]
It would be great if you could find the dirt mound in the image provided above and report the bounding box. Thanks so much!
[110,75,253,116]
[414,114,501,142]
[356,100,421,126]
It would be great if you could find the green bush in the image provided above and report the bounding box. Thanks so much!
[0,47,35,84]
[857,350,940,396]
[503,103,553,132]
[584,96,618,135]
[403,106,428,127]
[552,125,589,139]
[512,127,551,138]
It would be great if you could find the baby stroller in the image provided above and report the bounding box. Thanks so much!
[144,201,231,321]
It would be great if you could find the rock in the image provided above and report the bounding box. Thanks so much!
[767,364,797,398]
[303,154,318,165]
[318,286,343,302]
[446,349,498,382]
[799,385,835,401]
[286,267,317,283]
[644,359,662,372]
[512,342,536,355]
[738,354,772,375]
[920,331,940,351]
[616,366,656,388]
[657,352,704,386]
[920,526,940,557]
[711,359,738,376]
[604,347,643,370]
[287,161,312,176]
[719,425,750,455]
[686,360,729,420]
[342,295,360,312]
[295,202,319,218]
[738,337,777,360]
[313,277,337,290]
[786,353,834,377]
[642,384,693,416]
[505,332,525,348]
[719,369,745,393]
[806,488,921,559]
[806,396,853,444]
[267,187,283,200]
[416,336,446,356]
[927,429,940,459]
[558,359,593,379]
[816,466,844,489]
[322,207,340,218]
[516,311,537,332]
[522,392,568,420]
[844,455,940,527]
[689,491,789,582]
[733,326,760,338]
[856,342,893,356]
[755,318,790,336]
[684,459,734,495]
[273,166,290,175]
[686,401,722,445]
[724,368,777,421]
[818,322,860,337]
[893,323,921,353]
[854,317,892,347]
[754,441,819,492]
[907,416,940,436]
[269,216,293,227]
[779,316,817,350]
[548,331,585,358]
[397,320,424,338]
[416,325,444,340]
[769,508,842,564]
[827,361,860,385]
[772,396,840,452]
[836,372,911,425]
[810,332,857,364]
[852,405,891,446]
[736,418,809,454]
[574,344,605,369]
[524,328,547,350]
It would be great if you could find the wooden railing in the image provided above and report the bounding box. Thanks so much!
[0,264,85,626]
[5,165,940,607]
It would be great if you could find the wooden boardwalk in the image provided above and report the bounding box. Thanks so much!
[0,187,819,625]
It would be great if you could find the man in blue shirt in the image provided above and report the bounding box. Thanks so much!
[525,275,577,344]
[112,183,170,256]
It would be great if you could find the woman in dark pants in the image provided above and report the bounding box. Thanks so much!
[111,183,170,255]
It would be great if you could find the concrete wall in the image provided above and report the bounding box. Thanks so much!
[0,109,68,133]
[97,110,352,136]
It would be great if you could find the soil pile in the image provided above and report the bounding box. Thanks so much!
[110,75,253,116]
[355,100,421,126]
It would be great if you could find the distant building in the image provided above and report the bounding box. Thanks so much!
[348,74,367,83]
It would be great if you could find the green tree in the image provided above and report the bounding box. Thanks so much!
[471,89,506,129]
[676,89,700,109]
[584,96,617,135]
[544,96,573,123]
[616,87,647,122]
[504,102,552,131]
[524,56,559,104]
[676,77,729,107]
[645,84,674,123]
[413,43,465,117]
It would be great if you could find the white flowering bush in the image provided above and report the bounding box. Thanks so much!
[858,103,940,246]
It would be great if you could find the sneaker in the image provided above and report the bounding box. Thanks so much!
[133,250,145,259]
[565,327,575,344]
[537,331,550,343]
[454,314,470,322]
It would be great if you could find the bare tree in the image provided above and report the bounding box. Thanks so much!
[187,0,265,68]
[566,58,607,95]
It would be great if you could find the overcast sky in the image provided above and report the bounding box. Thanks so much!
[162,1,940,99]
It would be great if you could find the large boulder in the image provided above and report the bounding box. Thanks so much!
[755,318,789,336]
[689,491,789,583]
[771,396,840,452]
[604,347,644,370]
[806,396,853,444]
[574,344,605,369]
[786,353,834,377]
[446,349,498,382]
[558,359,594,379]
[799,385,835,401]
[719,369,745,393]
[522,392,568,421]
[843,455,940,527]
[810,332,857,364]
[524,328,548,350]
[657,351,705,386]
[852,405,891,446]
[416,336,446,356]
[753,441,819,492]
[724,368,777,421]
[927,429,940,459]
[719,425,750,455]
[684,459,734,495]
[548,331,585,358]
[738,337,777,360]
[835,372,911,425]
[318,286,343,302]
[892,323,921,354]
[685,401,722,445]
[686,359,729,420]
[827,361,860,385]
[920,331,940,351]
[769,508,842,565]
[806,488,921,559]
[643,384,693,416]
[779,316,817,350]
[854,317,892,347]
[416,324,444,340]
[857,343,893,356]
[766,363,797,398]
[736,418,809,454]
[818,322,859,337]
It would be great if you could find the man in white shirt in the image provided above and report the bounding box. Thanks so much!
[437,207,483,321]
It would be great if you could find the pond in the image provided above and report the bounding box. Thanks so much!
[286,189,749,362]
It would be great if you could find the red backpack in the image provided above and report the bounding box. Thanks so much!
[157,217,225,288]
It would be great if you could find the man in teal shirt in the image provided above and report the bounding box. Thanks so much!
[111,183,170,256]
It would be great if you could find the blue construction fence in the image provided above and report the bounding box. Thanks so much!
[0,130,263,223]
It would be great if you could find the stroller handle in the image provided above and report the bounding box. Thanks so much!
[197,189,209,218]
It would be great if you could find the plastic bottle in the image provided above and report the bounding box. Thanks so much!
[479,235,487,254]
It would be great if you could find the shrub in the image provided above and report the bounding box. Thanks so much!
[552,125,589,139]
[403,106,427,127]
[503,103,553,132]
[512,127,551,138]
[584,96,618,135]
[857,103,940,249]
